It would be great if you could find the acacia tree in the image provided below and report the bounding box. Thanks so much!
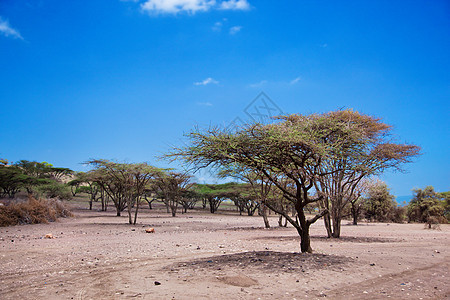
[312,110,420,237]
[87,160,160,224]
[348,179,370,225]
[224,183,260,216]
[12,160,55,195]
[151,171,193,217]
[407,186,447,227]
[0,165,23,198]
[219,167,276,228]
[169,115,337,253]
[193,183,239,214]
[363,180,398,222]
[170,110,420,252]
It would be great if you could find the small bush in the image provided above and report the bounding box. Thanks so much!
[391,206,406,223]
[0,196,72,227]
[36,183,73,200]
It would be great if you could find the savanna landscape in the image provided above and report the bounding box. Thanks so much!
[0,200,448,300]
[1,1,449,299]
[1,111,449,299]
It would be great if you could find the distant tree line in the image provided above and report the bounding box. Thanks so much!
[0,159,73,199]
[2,110,448,253]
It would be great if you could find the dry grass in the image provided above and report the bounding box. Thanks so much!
[0,196,72,226]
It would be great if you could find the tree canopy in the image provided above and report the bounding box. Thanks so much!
[169,110,420,252]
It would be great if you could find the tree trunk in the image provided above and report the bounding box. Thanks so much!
[295,209,313,253]
[299,227,312,253]
[324,213,332,238]
[209,198,216,213]
[127,202,133,225]
[262,204,270,228]
[332,216,341,238]
[133,197,139,225]
[351,204,358,225]
[104,195,108,211]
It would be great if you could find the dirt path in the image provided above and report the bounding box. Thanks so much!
[0,207,449,299]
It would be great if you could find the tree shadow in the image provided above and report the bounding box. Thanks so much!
[166,250,353,274]
[254,235,401,243]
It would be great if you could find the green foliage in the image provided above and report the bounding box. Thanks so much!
[170,110,420,252]
[86,159,161,223]
[439,191,450,221]
[0,166,24,198]
[151,171,193,216]
[193,182,242,198]
[0,160,73,198]
[363,181,402,222]
[407,186,447,225]
[36,182,73,200]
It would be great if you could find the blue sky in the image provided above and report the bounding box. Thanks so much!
[0,0,449,198]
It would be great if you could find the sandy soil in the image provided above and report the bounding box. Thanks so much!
[0,204,449,300]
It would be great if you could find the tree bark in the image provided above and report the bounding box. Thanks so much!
[261,204,270,228]
[351,204,358,225]
[296,209,313,253]
[324,213,332,238]
[332,216,341,238]
[171,206,176,217]
[133,197,139,225]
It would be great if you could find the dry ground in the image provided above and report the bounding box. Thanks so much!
[0,203,449,300]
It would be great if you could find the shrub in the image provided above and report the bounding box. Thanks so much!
[363,182,400,222]
[0,196,72,227]
[407,186,447,226]
[36,183,72,200]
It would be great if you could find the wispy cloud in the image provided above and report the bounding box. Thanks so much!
[212,21,223,32]
[196,101,213,106]
[194,77,219,86]
[229,25,242,35]
[0,17,23,40]
[140,0,251,14]
[249,77,301,88]
[249,80,267,88]
[290,77,301,85]
[220,0,250,10]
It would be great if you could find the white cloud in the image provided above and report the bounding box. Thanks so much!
[220,0,250,10]
[290,77,301,85]
[194,77,219,86]
[196,101,213,106]
[212,21,222,31]
[229,25,242,35]
[249,77,301,88]
[141,0,215,14]
[140,0,250,14]
[0,17,23,40]
[249,80,267,88]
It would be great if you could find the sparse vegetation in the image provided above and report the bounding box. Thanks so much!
[407,186,448,228]
[0,196,72,227]
[169,110,420,252]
